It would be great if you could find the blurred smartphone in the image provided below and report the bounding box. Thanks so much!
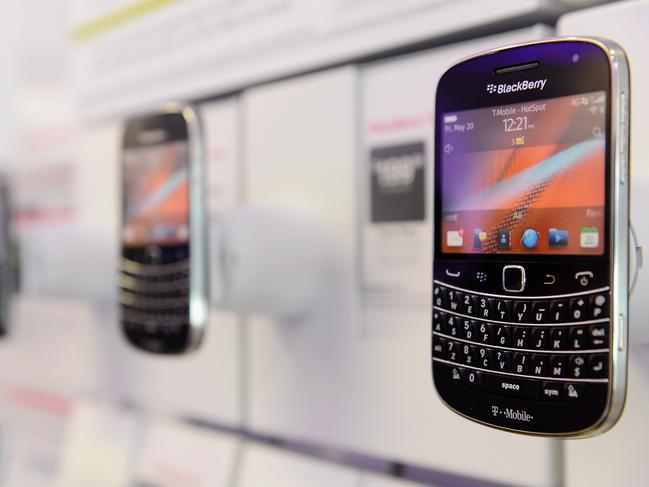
[432,38,630,436]
[0,177,12,335]
[120,105,208,354]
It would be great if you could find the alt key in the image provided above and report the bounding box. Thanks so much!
[564,382,587,400]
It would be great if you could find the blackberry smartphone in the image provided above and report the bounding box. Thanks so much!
[120,104,207,354]
[432,38,630,436]
[0,177,12,335]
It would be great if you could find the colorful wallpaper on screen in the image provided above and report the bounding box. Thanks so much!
[440,91,605,255]
[123,141,189,247]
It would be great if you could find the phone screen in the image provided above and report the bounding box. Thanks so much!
[439,91,606,255]
[123,141,189,248]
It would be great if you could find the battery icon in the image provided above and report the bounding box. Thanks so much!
[515,136,525,146]
[444,114,458,123]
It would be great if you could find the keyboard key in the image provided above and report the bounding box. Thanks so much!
[589,354,608,378]
[531,328,548,349]
[462,294,477,316]
[589,293,609,320]
[461,319,476,341]
[433,286,447,308]
[513,353,531,374]
[476,347,493,369]
[449,365,463,384]
[494,350,512,372]
[161,324,183,335]
[568,355,587,378]
[549,328,568,350]
[164,246,189,264]
[494,325,512,347]
[476,296,494,320]
[564,382,586,400]
[513,301,530,322]
[549,356,566,377]
[485,374,540,400]
[494,299,512,321]
[446,341,460,362]
[569,297,588,321]
[569,327,587,350]
[531,302,549,323]
[531,355,549,376]
[549,300,568,323]
[513,327,530,348]
[447,290,462,313]
[589,324,608,348]
[433,310,447,334]
[541,381,563,401]
[476,322,494,345]
[462,369,483,389]
[461,343,476,366]
[446,315,460,337]
[432,336,447,358]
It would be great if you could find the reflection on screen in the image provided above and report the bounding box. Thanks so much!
[123,141,189,247]
[440,91,606,255]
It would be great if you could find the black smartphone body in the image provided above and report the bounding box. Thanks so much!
[0,177,12,335]
[432,38,630,436]
[120,105,207,354]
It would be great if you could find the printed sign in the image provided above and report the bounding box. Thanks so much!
[370,142,426,223]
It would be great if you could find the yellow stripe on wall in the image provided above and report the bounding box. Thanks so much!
[72,0,186,42]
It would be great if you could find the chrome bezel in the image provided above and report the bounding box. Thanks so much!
[502,265,526,293]
[433,36,631,438]
[121,102,209,353]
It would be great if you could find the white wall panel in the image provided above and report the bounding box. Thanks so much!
[558,3,649,485]
[559,0,649,347]
[55,401,140,487]
[0,122,119,401]
[236,443,360,487]
[560,345,649,487]
[0,99,243,426]
[243,27,565,487]
[106,99,243,425]
[0,382,73,487]
[361,474,430,487]
[242,66,361,446]
[133,417,239,487]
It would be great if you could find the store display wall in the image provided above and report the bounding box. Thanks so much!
[0,1,646,486]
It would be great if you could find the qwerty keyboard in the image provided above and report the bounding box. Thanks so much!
[432,282,609,402]
[119,246,190,353]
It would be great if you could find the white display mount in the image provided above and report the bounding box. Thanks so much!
[213,206,331,320]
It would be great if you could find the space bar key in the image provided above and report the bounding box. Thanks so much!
[484,373,540,400]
